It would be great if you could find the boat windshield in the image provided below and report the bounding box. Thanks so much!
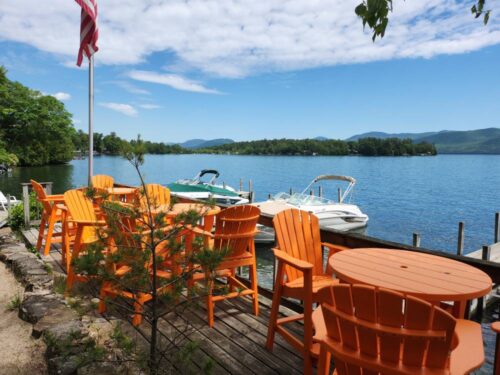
[272,192,291,200]
[287,193,336,206]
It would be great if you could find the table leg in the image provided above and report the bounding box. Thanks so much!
[452,300,467,319]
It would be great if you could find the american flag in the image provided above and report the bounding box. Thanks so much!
[76,0,99,67]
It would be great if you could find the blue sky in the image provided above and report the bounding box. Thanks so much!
[1,1,499,142]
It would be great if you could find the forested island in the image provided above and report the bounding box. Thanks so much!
[196,138,436,156]
[0,66,435,167]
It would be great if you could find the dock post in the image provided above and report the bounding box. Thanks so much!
[45,182,53,195]
[268,193,272,199]
[457,222,465,256]
[289,188,293,195]
[476,245,491,321]
[239,178,243,192]
[22,184,30,228]
[495,212,500,243]
[318,186,323,197]
[412,233,421,247]
[338,188,342,203]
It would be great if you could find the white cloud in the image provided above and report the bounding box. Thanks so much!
[99,102,138,117]
[73,118,81,124]
[139,104,162,109]
[0,1,499,78]
[51,92,71,101]
[111,80,150,95]
[128,70,221,94]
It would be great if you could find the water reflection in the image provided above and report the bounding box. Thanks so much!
[0,163,74,196]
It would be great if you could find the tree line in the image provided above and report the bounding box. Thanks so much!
[197,137,437,156]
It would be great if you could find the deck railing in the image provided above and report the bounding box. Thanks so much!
[20,181,53,227]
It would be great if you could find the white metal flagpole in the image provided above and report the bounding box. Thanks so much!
[88,55,94,186]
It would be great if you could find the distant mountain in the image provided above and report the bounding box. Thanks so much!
[313,136,330,141]
[418,128,500,154]
[179,138,234,149]
[347,131,440,141]
[346,128,500,154]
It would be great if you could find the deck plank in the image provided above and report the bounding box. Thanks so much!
[192,302,302,374]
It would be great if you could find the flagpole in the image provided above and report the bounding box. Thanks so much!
[88,55,94,186]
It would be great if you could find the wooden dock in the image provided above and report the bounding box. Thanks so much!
[21,227,305,374]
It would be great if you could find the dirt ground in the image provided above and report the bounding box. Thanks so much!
[0,263,47,375]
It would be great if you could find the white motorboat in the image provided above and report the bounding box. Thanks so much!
[167,169,250,206]
[254,175,368,242]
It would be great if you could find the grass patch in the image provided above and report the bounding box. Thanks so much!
[53,275,66,295]
[7,293,22,311]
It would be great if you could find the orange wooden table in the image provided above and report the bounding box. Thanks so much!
[151,203,220,232]
[329,248,492,318]
[106,187,137,202]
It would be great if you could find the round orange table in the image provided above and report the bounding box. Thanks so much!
[329,248,492,318]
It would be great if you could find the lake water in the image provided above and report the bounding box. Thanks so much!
[1,154,499,288]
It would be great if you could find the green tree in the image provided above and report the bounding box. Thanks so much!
[0,66,75,166]
[355,1,491,41]
[73,142,224,374]
[103,132,126,155]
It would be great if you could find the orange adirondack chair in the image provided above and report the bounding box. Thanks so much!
[63,189,106,291]
[313,284,485,375]
[98,204,176,326]
[266,208,349,374]
[136,184,171,209]
[31,180,65,256]
[194,205,261,328]
[91,174,114,189]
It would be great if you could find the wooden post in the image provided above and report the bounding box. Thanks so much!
[476,245,491,321]
[495,212,500,244]
[457,222,464,256]
[412,233,421,247]
[268,193,272,199]
[45,182,53,195]
[22,184,30,228]
[338,188,342,203]
[239,178,243,192]
[318,186,323,198]
[289,187,293,195]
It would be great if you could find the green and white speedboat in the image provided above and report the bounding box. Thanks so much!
[167,170,250,206]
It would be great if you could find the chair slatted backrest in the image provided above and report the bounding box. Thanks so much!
[321,284,456,374]
[31,179,52,213]
[64,189,98,224]
[138,184,171,209]
[273,208,323,283]
[92,175,114,189]
[213,205,260,258]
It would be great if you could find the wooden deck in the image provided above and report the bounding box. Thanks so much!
[21,227,305,374]
[21,226,500,374]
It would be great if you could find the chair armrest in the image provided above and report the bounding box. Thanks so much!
[321,242,350,255]
[322,242,350,275]
[449,319,485,374]
[72,220,107,226]
[46,194,65,202]
[273,248,313,271]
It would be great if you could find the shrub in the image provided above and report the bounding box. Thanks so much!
[8,192,42,230]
